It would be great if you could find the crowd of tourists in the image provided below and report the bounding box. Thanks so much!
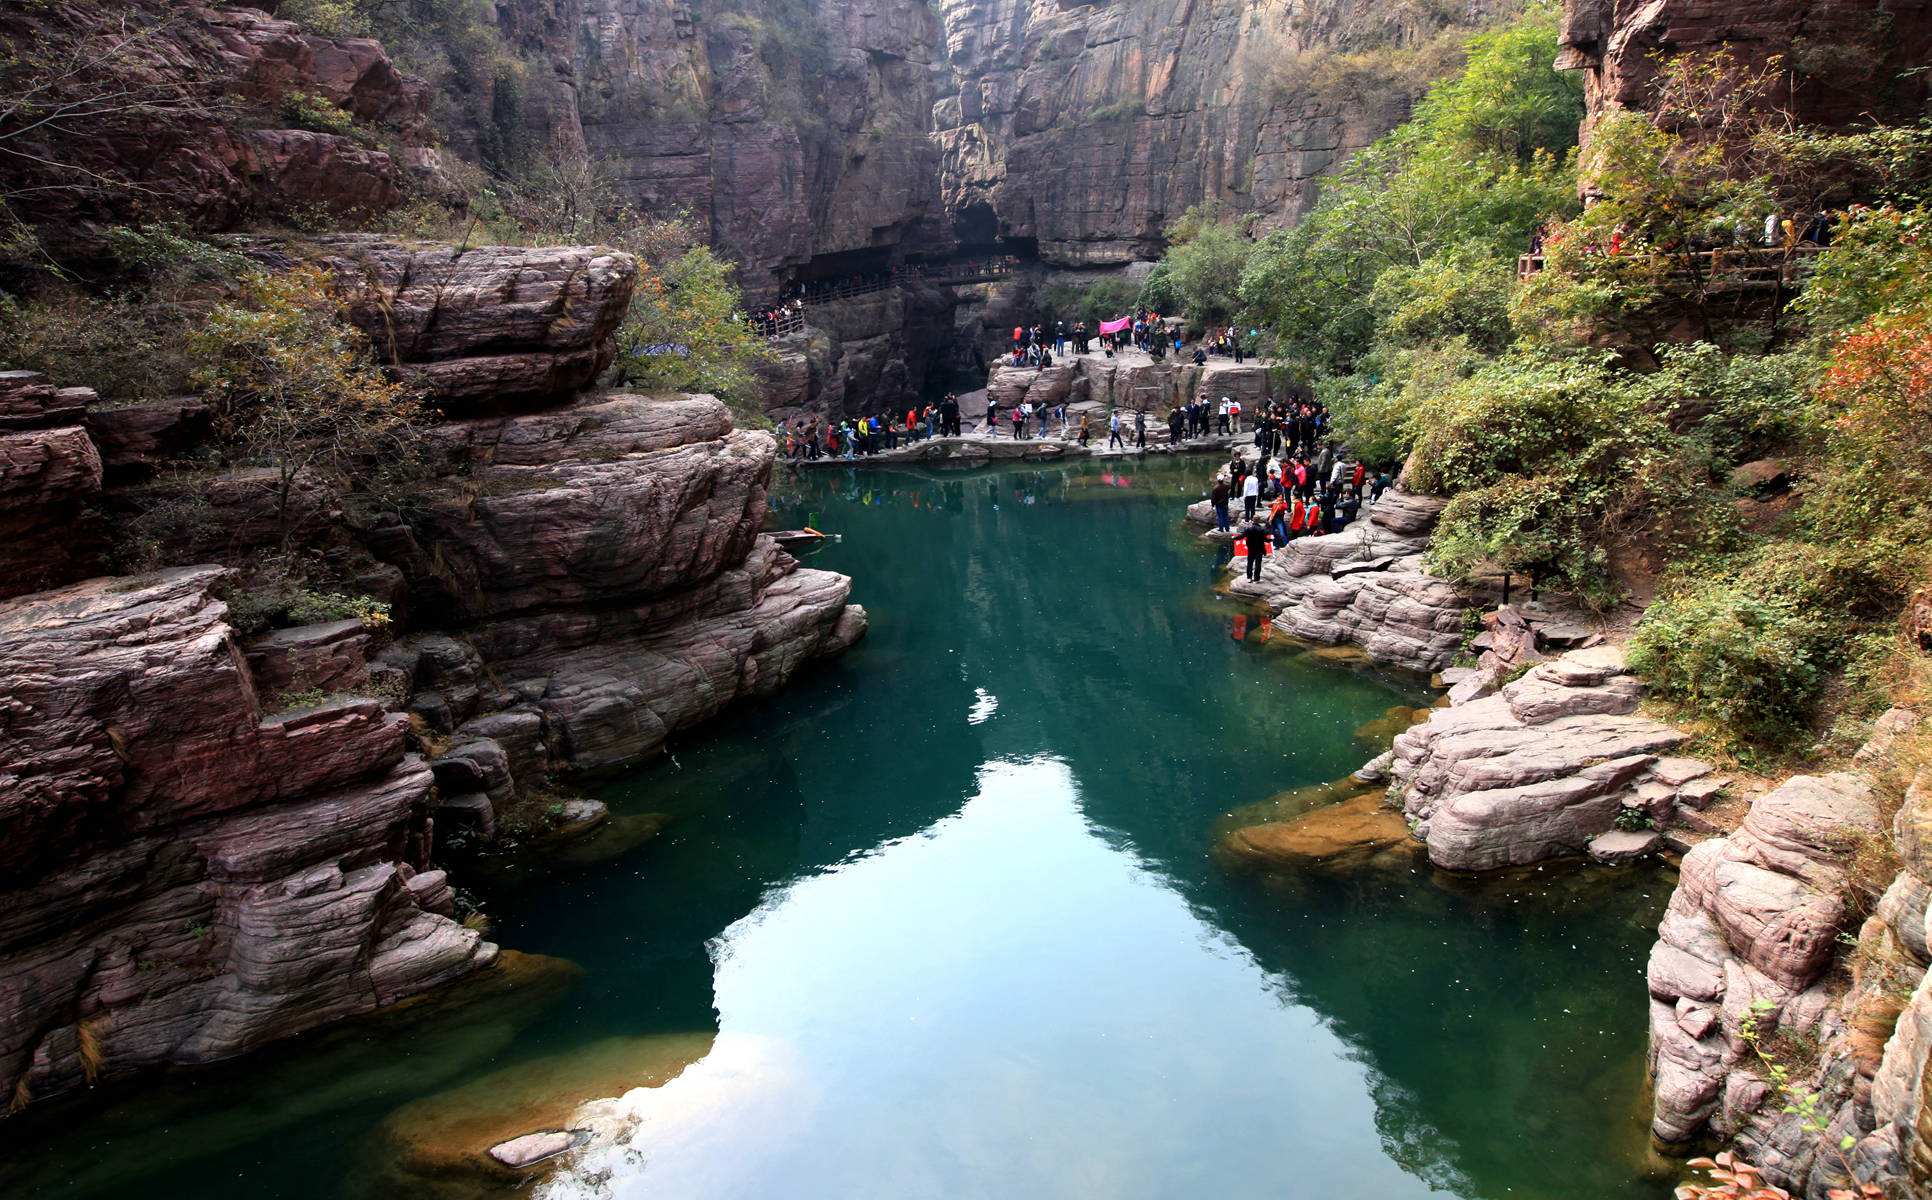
[1208,410,1396,581]
[1004,313,1262,367]
[781,395,967,461]
[750,299,806,338]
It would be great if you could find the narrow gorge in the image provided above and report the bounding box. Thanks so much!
[2,1,1930,1199]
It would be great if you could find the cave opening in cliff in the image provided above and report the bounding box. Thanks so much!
[791,246,896,286]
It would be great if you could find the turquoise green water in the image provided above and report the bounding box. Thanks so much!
[0,459,1672,1200]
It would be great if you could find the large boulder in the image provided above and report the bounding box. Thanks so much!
[0,372,105,599]
[1390,647,1702,870]
[244,238,639,405]
[0,567,494,1109]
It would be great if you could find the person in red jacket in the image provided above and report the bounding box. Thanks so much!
[1289,496,1306,538]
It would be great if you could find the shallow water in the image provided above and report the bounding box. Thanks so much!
[1,459,1673,1200]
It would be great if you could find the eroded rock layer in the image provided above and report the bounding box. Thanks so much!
[0,567,495,1106]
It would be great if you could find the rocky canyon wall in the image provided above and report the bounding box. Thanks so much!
[1558,0,1932,146]
[0,6,866,1111]
[930,0,1500,266]
[472,0,949,297]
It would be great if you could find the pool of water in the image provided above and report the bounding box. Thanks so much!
[0,459,1674,1200]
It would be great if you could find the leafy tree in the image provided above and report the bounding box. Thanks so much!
[187,267,424,549]
[1238,7,1580,374]
[1160,220,1252,326]
[613,245,772,427]
[1040,277,1140,326]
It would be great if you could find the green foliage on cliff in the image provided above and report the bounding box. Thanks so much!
[1226,8,1932,752]
[186,266,425,547]
[1040,277,1141,326]
[1409,349,1724,607]
[280,0,527,170]
[1157,212,1254,326]
[1237,8,1581,377]
[614,244,773,428]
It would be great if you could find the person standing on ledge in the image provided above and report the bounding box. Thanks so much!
[1079,412,1091,446]
[986,397,999,437]
[1211,475,1231,532]
[1242,519,1269,583]
[1108,409,1124,449]
[1241,464,1260,520]
[1134,408,1147,449]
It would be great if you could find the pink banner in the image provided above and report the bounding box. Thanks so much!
[1097,316,1132,335]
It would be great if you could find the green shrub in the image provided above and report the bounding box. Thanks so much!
[1087,99,1145,123]
[1411,350,1726,606]
[1627,566,1835,745]
[278,91,361,138]
[286,589,393,629]
[1628,539,1912,747]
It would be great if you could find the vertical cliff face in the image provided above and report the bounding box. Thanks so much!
[929,0,1513,265]
[476,0,947,296]
[1558,0,1932,139]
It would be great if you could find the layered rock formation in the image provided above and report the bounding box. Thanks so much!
[469,0,947,297]
[1559,0,1932,145]
[0,566,494,1108]
[1641,709,1932,1199]
[244,239,641,405]
[1390,647,1714,871]
[364,392,867,805]
[932,0,1512,264]
[1197,486,1470,674]
[0,372,106,599]
[0,2,434,242]
[0,235,864,1110]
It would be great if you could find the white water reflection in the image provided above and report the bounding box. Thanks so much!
[966,687,999,725]
[543,758,1455,1200]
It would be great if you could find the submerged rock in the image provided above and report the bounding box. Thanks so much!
[1587,829,1661,864]
[1221,793,1417,871]
[488,1129,584,1168]
[371,1031,715,1192]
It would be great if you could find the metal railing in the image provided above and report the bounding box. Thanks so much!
[1517,242,1825,282]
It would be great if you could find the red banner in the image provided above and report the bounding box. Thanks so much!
[1098,316,1133,335]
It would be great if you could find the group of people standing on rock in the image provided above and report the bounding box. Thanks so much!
[986,395,1074,439]
[782,394,966,461]
[1212,438,1395,582]
[1009,324,1059,368]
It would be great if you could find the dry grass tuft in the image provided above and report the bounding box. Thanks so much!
[76,1016,106,1085]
